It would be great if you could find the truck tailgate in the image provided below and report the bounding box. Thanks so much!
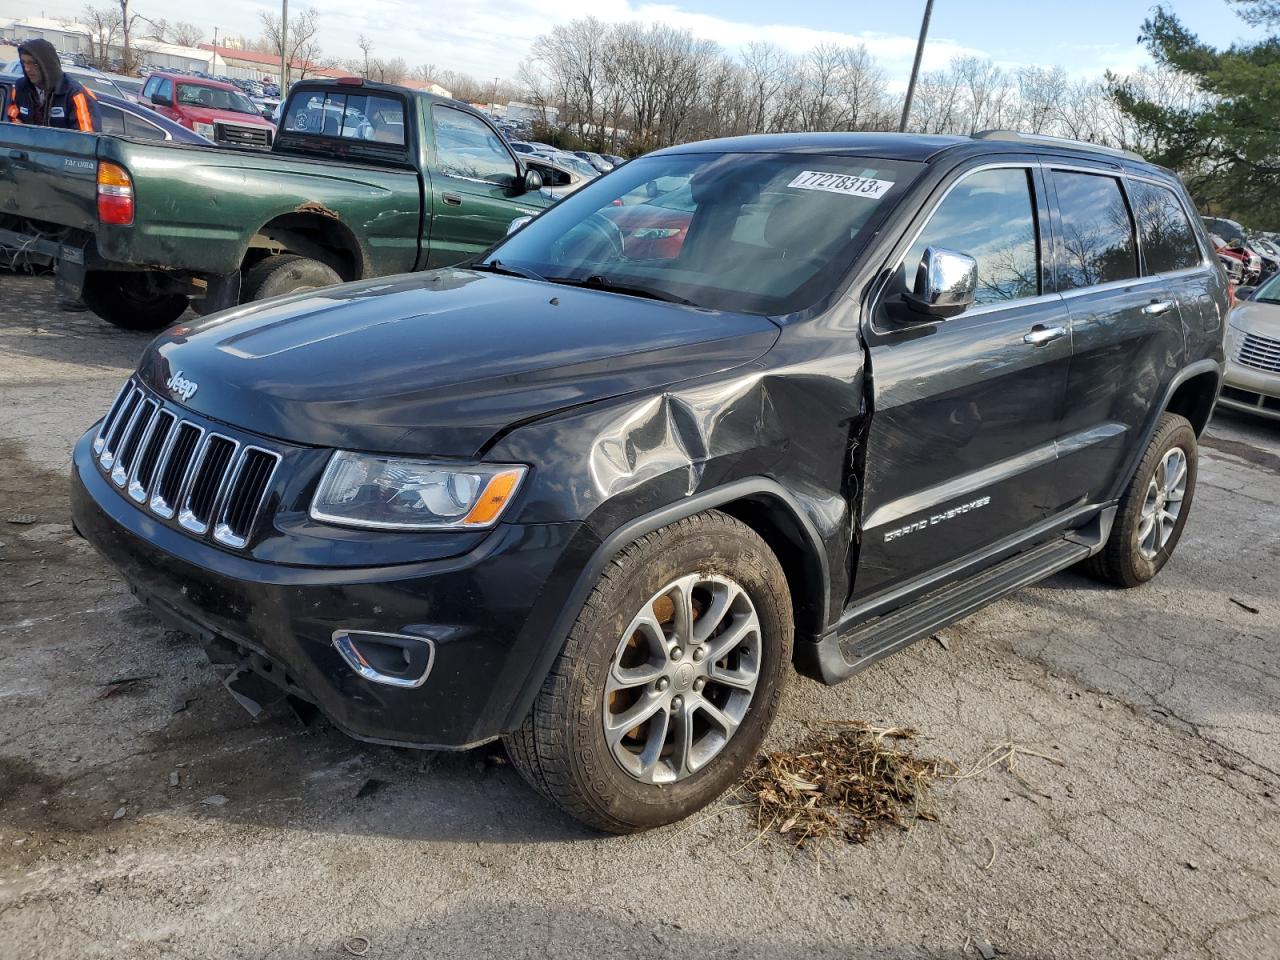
[0,125,100,232]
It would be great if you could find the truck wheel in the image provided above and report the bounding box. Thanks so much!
[504,511,793,833]
[1080,412,1198,588]
[81,272,189,331]
[242,254,341,302]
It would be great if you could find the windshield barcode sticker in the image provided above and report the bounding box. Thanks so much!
[787,171,895,199]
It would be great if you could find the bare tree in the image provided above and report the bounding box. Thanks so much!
[259,7,322,86]
[368,56,408,85]
[78,5,122,70]
[356,34,375,79]
[142,18,203,47]
[740,42,792,133]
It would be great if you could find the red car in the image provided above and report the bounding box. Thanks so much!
[603,181,695,260]
[139,73,275,149]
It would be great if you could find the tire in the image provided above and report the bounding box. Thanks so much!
[1080,412,1198,588]
[81,271,189,331]
[504,510,793,833]
[241,254,341,302]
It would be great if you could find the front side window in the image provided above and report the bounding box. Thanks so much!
[488,152,923,315]
[157,78,173,102]
[432,106,516,184]
[898,167,1040,306]
[1128,180,1202,274]
[1053,171,1138,289]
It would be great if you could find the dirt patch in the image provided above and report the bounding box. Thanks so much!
[1200,433,1280,473]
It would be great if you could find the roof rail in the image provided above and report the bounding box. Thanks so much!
[972,129,1144,163]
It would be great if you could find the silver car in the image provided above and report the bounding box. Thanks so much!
[1220,272,1280,420]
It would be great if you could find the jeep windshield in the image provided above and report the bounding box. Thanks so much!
[485,152,923,315]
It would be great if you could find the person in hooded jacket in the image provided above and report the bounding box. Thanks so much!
[4,39,101,132]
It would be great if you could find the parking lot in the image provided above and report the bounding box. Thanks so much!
[1,272,1278,958]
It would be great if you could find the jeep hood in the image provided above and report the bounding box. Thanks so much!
[138,269,780,457]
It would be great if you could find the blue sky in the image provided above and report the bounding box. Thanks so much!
[1,0,1265,83]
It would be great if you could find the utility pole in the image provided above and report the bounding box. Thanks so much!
[280,0,288,95]
[898,0,934,133]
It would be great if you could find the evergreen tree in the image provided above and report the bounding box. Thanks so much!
[1112,2,1280,226]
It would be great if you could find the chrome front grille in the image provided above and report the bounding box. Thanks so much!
[215,122,272,149]
[1238,332,1280,374]
[93,380,280,549]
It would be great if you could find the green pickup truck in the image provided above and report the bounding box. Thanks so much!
[0,78,554,329]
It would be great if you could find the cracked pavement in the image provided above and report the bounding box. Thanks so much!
[1,274,1277,959]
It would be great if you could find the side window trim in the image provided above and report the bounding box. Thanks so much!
[871,160,1050,331]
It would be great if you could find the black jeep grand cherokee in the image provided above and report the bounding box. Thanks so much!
[72,131,1227,832]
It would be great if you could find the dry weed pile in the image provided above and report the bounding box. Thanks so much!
[742,723,950,846]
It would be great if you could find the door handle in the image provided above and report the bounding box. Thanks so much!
[442,192,462,206]
[1023,325,1067,346]
[8,150,28,162]
[1142,300,1175,316]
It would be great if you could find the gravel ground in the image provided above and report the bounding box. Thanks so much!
[1,273,1278,959]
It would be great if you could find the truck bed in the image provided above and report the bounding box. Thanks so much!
[0,125,424,278]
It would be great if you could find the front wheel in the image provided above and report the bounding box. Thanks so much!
[1081,412,1198,587]
[504,511,793,833]
[81,271,189,331]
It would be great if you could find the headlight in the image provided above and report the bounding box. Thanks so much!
[192,122,216,140]
[310,451,527,530]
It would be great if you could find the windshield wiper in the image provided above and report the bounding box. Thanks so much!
[1255,296,1280,305]
[547,274,695,306]
[471,259,546,282]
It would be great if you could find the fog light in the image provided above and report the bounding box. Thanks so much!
[332,630,435,688]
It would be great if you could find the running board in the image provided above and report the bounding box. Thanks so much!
[796,537,1091,684]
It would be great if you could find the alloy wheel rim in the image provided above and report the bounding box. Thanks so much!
[603,573,762,784]
[1138,446,1188,560]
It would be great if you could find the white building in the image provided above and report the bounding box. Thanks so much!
[0,17,210,73]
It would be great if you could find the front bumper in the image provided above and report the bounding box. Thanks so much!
[1220,355,1280,421]
[71,429,594,749]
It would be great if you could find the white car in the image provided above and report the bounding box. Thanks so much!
[1220,272,1280,420]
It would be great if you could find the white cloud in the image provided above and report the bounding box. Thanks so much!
[0,0,1151,84]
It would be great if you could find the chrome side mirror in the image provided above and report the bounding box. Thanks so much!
[522,168,543,193]
[507,215,533,236]
[905,246,978,319]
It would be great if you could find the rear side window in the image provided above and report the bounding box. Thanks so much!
[122,112,165,140]
[1127,180,1202,274]
[99,103,124,136]
[1052,171,1138,289]
[900,167,1040,306]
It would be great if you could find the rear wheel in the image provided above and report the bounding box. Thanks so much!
[81,271,189,331]
[1081,412,1198,587]
[504,511,793,833]
[241,254,341,302]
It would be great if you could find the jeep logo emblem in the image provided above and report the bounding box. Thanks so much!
[166,371,198,401]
